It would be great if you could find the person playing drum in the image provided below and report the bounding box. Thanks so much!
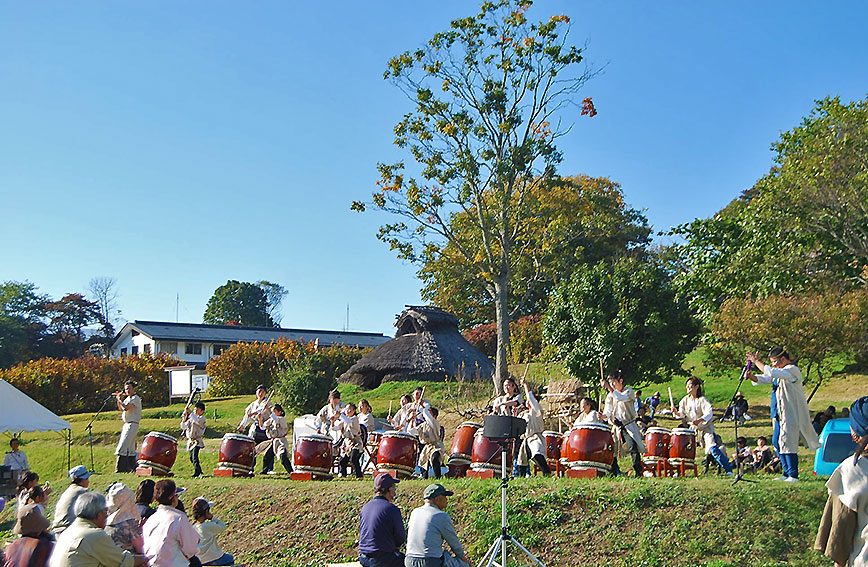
[261,404,293,475]
[115,381,142,473]
[601,372,644,477]
[238,385,274,473]
[492,378,523,416]
[573,397,604,426]
[332,402,364,478]
[390,395,413,431]
[316,389,347,444]
[409,406,445,479]
[181,401,206,477]
[671,376,733,476]
[515,378,552,477]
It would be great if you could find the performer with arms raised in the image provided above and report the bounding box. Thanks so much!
[515,378,552,477]
[115,381,142,473]
[238,385,274,473]
[600,372,644,477]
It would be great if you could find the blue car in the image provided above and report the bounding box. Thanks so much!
[814,418,859,476]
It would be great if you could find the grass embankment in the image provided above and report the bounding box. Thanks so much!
[3,354,865,566]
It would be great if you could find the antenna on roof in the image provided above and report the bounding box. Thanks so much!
[345,303,350,332]
[176,293,179,323]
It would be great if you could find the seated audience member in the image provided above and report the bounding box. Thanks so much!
[644,392,662,419]
[24,485,49,517]
[5,438,30,476]
[142,479,199,567]
[51,466,92,534]
[105,483,144,554]
[842,407,850,419]
[135,480,156,523]
[813,406,836,435]
[636,406,653,435]
[731,436,754,472]
[752,436,781,473]
[4,503,54,567]
[49,491,148,567]
[191,498,234,566]
[17,471,49,507]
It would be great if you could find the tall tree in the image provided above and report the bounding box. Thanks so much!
[257,280,288,326]
[41,293,104,358]
[0,281,47,367]
[353,0,596,391]
[419,175,650,328]
[88,276,122,339]
[204,280,275,327]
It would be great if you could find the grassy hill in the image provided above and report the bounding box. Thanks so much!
[2,355,864,567]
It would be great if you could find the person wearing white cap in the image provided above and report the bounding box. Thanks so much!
[405,484,468,567]
[141,479,199,567]
[105,483,144,554]
[191,497,234,566]
[51,466,92,534]
[50,491,148,567]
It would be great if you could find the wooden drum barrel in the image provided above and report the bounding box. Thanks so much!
[643,427,671,465]
[377,431,418,478]
[293,434,334,478]
[217,433,256,476]
[542,430,563,470]
[449,422,481,464]
[470,430,512,474]
[668,428,697,462]
[138,432,178,475]
[564,423,615,474]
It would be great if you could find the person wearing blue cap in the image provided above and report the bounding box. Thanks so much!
[405,484,468,567]
[359,474,406,567]
[814,396,868,567]
[746,347,819,482]
[51,465,92,534]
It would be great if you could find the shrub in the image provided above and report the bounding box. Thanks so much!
[0,353,183,415]
[464,315,542,363]
[464,322,497,358]
[273,356,338,415]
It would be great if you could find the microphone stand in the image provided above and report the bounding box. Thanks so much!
[86,394,115,473]
[725,362,756,486]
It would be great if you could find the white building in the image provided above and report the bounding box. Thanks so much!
[111,320,391,399]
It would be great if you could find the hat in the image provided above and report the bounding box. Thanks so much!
[769,346,785,358]
[13,503,50,536]
[175,486,186,495]
[653,392,660,397]
[374,474,400,492]
[735,392,744,398]
[423,483,454,499]
[193,497,214,508]
[106,483,140,526]
[68,465,92,481]
[850,397,868,438]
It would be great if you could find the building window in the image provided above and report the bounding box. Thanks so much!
[160,342,178,355]
[143,344,151,355]
[185,343,202,355]
[120,348,127,357]
[212,344,231,356]
[131,346,139,355]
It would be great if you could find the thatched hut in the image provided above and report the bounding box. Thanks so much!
[338,306,493,388]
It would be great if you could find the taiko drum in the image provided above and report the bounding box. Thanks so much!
[542,430,563,467]
[293,434,334,478]
[669,428,696,461]
[217,433,255,476]
[377,431,418,478]
[564,423,615,473]
[449,422,482,463]
[644,427,671,460]
[138,432,178,475]
[470,430,513,474]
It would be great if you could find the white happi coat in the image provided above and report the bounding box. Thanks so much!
[604,387,643,456]
[180,412,206,450]
[677,395,720,454]
[335,413,363,457]
[826,456,868,566]
[115,394,142,457]
[239,398,274,438]
[752,364,820,453]
[316,401,347,444]
[263,414,291,458]
[409,406,445,470]
[573,410,605,426]
[516,391,546,466]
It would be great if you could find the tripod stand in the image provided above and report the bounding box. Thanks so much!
[724,361,756,486]
[85,394,115,473]
[477,440,546,567]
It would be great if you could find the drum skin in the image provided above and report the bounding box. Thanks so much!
[138,432,178,473]
[293,435,333,475]
[218,434,255,472]
[565,424,615,471]
[471,430,512,472]
[450,422,481,463]
[377,432,418,477]
[644,427,671,459]
[669,428,696,461]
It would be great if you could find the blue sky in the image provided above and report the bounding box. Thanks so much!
[2,1,866,337]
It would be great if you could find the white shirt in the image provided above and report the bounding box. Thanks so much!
[4,449,29,471]
[193,518,227,564]
[142,505,200,567]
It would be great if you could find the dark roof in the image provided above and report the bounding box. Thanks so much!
[112,320,389,349]
[396,306,460,335]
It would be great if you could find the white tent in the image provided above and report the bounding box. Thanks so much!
[0,379,71,433]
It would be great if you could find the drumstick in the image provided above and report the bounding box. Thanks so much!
[599,359,604,381]
[388,400,393,420]
[668,387,675,410]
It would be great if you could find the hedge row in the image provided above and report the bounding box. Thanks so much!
[1,353,183,415]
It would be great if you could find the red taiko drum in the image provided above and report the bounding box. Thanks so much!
[542,430,563,468]
[669,428,696,461]
[470,430,513,474]
[445,461,471,478]
[293,434,334,478]
[449,421,481,463]
[644,427,671,460]
[217,433,255,476]
[565,423,615,473]
[377,431,418,478]
[138,432,178,475]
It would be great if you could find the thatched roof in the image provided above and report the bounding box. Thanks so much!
[339,306,493,388]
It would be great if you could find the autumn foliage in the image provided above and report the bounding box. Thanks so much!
[464,315,542,364]
[0,353,183,415]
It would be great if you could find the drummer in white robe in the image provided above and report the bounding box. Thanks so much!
[515,378,551,477]
[671,376,732,475]
[115,381,142,473]
[407,405,445,479]
[492,378,523,416]
[332,403,363,478]
[573,397,605,426]
[316,389,347,444]
[260,404,293,475]
[181,401,206,477]
[601,372,644,477]
[390,395,413,431]
[238,384,274,473]
[747,347,820,481]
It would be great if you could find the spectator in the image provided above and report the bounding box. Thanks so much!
[359,474,405,567]
[724,392,750,426]
[644,392,662,419]
[731,436,754,473]
[141,479,199,567]
[24,485,49,517]
[49,491,148,567]
[4,503,54,567]
[813,406,836,435]
[134,480,156,523]
[752,436,781,474]
[4,438,29,477]
[191,498,234,566]
[405,484,469,567]
[17,471,49,507]
[634,390,643,414]
[842,407,850,419]
[105,483,144,554]
[636,406,653,435]
[51,466,92,534]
